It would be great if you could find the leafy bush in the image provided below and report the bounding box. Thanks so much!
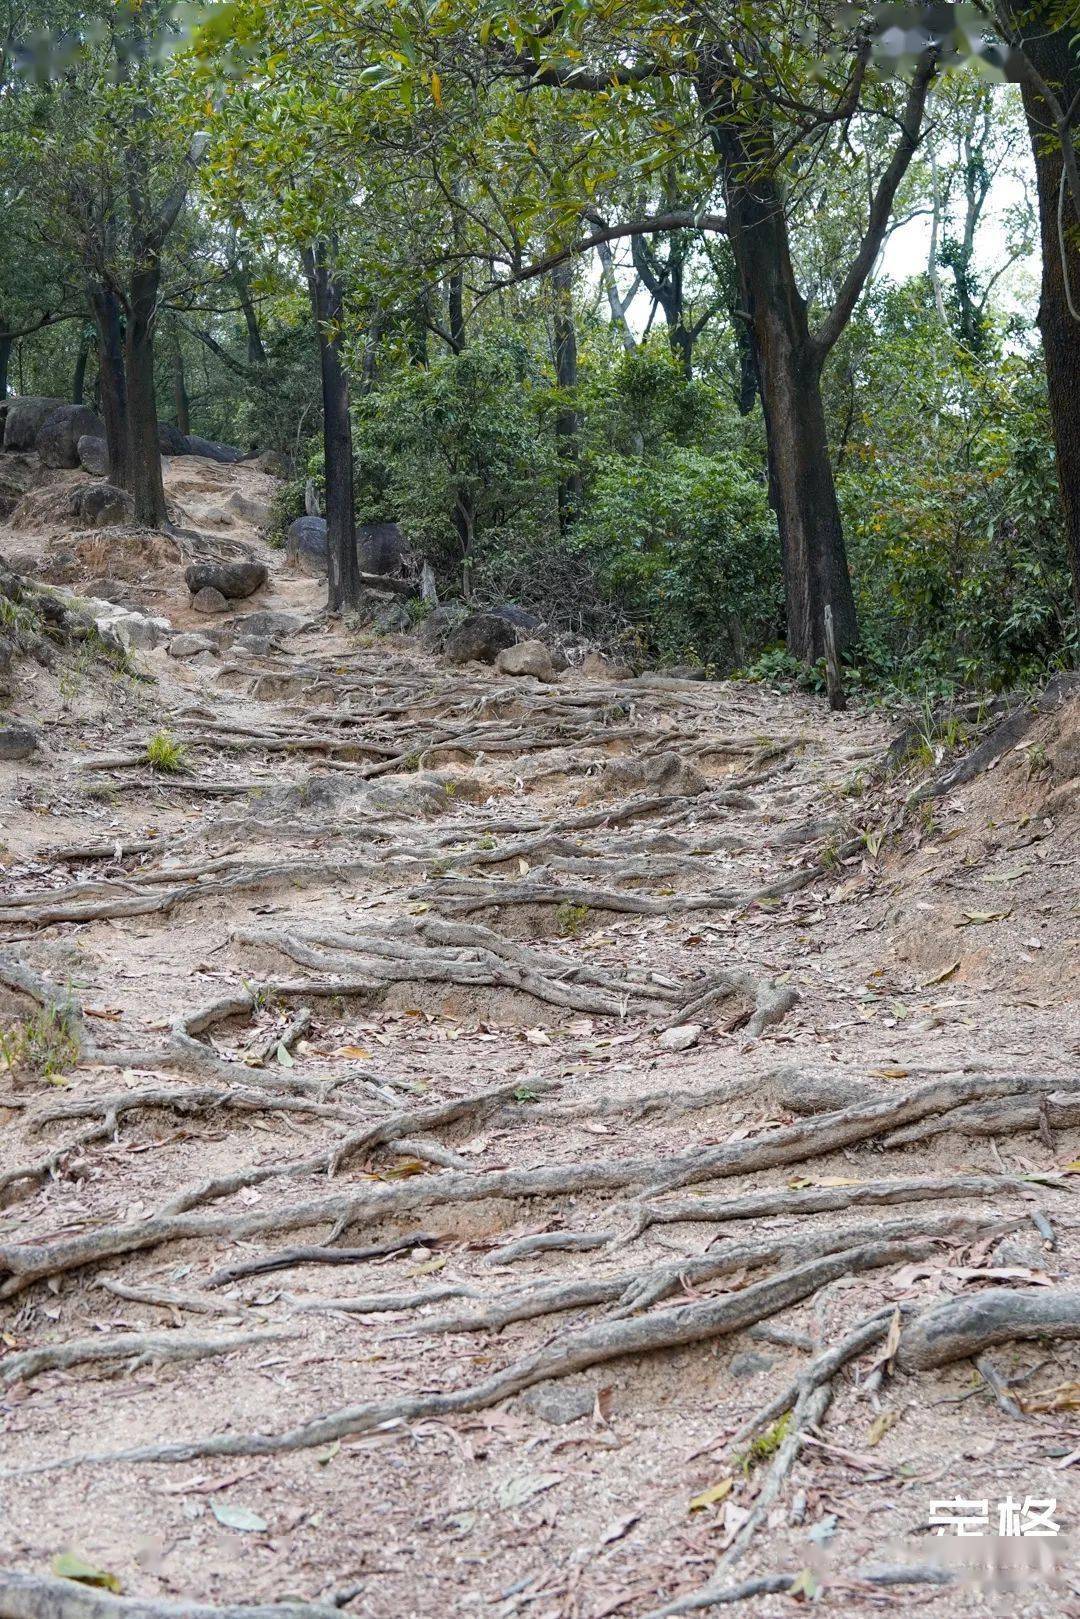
[573,446,782,669]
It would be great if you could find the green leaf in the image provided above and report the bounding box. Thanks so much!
[51,1554,122,1593]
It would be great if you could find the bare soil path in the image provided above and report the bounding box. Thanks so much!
[1,457,1079,1618]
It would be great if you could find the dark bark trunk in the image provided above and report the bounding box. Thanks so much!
[89,284,129,489]
[1015,24,1080,611]
[304,242,360,613]
[124,261,168,527]
[71,331,91,405]
[698,66,858,662]
[235,272,268,370]
[448,272,466,353]
[0,334,10,401]
[552,258,583,529]
[169,320,190,436]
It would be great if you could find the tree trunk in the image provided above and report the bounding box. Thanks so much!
[169,320,190,435]
[596,239,638,352]
[89,284,129,489]
[698,68,858,662]
[304,242,360,613]
[552,258,583,529]
[0,334,10,401]
[124,261,168,527]
[235,272,268,370]
[71,331,91,405]
[448,272,466,353]
[1015,28,1080,611]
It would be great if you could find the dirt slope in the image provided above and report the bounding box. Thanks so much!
[0,456,1078,1619]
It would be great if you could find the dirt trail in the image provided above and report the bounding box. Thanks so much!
[0,460,1078,1619]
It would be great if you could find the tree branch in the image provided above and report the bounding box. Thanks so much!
[812,48,938,361]
[485,211,726,292]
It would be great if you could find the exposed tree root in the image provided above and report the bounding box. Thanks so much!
[205,1233,439,1289]
[156,1077,552,1216]
[0,1072,1060,1295]
[898,1287,1080,1371]
[404,1213,999,1337]
[642,1563,952,1617]
[0,1327,293,1386]
[0,1572,341,1619]
[626,1172,1063,1242]
[1,1237,944,1472]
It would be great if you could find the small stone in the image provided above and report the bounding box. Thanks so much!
[191,586,229,615]
[773,1070,873,1116]
[657,1023,702,1052]
[496,639,555,679]
[729,1351,776,1379]
[519,1382,594,1426]
[167,632,217,658]
[0,723,39,761]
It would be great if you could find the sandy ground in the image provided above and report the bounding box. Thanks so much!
[0,450,1078,1619]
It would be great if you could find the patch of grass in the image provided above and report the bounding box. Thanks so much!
[0,1006,80,1082]
[512,1084,540,1102]
[144,729,188,774]
[556,901,589,939]
[734,1411,793,1475]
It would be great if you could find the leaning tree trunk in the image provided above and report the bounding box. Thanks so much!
[552,258,583,530]
[71,330,91,405]
[304,242,361,613]
[1015,30,1080,612]
[89,284,128,489]
[699,72,858,663]
[169,320,190,436]
[124,261,168,528]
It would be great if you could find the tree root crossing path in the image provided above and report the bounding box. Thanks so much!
[1,614,1078,1619]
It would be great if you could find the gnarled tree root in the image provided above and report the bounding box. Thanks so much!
[898,1288,1080,1371]
[0,1237,954,1474]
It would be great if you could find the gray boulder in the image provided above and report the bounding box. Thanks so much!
[359,520,408,576]
[491,603,541,633]
[111,614,171,653]
[38,404,106,469]
[185,560,267,600]
[230,610,306,640]
[78,484,133,528]
[286,516,409,579]
[226,490,270,529]
[416,603,467,649]
[168,632,217,658]
[496,639,555,679]
[444,611,517,666]
[2,396,66,451]
[0,723,40,761]
[287,515,327,573]
[77,435,110,476]
[184,434,245,464]
[158,423,190,456]
[191,585,229,614]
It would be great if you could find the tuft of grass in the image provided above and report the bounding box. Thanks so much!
[0,1006,81,1082]
[734,1412,793,1475]
[556,900,589,939]
[144,729,188,774]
